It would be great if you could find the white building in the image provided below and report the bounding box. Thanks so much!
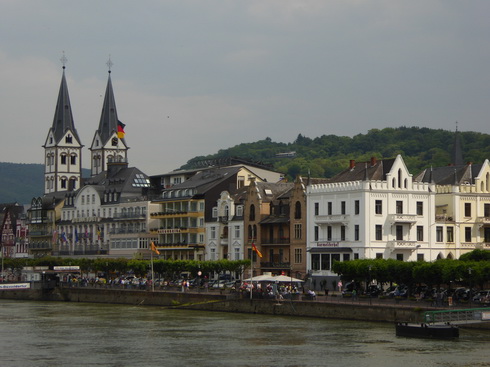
[207,191,245,261]
[306,155,434,284]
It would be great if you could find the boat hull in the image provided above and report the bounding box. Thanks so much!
[395,323,459,339]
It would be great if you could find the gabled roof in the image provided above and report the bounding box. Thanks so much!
[48,67,81,144]
[414,163,482,185]
[163,166,242,196]
[329,158,396,183]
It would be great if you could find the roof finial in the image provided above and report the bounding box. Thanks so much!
[60,51,68,70]
[106,55,113,74]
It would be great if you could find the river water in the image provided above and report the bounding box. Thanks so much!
[1,300,489,367]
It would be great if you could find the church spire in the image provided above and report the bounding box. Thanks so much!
[43,53,83,194]
[451,122,464,166]
[50,53,81,144]
[89,57,128,176]
[96,57,123,145]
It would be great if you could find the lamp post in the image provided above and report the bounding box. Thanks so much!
[468,267,473,306]
[368,265,372,305]
[415,244,421,261]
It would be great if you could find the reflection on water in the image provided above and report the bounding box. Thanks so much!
[0,300,489,367]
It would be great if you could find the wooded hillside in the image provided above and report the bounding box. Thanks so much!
[2,127,489,204]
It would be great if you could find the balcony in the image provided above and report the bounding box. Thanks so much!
[314,214,349,225]
[388,214,417,225]
[112,213,147,220]
[260,261,291,269]
[261,238,290,245]
[435,214,454,222]
[388,240,418,248]
[477,217,490,227]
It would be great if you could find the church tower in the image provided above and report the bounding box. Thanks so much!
[89,59,128,176]
[43,56,83,194]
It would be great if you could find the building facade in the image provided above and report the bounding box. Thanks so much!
[306,155,434,286]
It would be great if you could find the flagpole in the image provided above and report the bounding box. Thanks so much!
[250,252,253,300]
[150,249,155,292]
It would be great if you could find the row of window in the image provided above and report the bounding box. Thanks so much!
[46,153,78,166]
[62,206,147,221]
[46,177,77,190]
[313,223,490,243]
[314,199,490,218]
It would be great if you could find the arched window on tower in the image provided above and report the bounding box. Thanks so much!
[65,134,72,144]
[295,201,302,219]
[249,204,255,221]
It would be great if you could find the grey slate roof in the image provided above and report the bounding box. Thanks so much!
[96,73,126,146]
[162,166,242,196]
[414,163,482,185]
[49,68,81,144]
[83,164,150,202]
[329,158,396,183]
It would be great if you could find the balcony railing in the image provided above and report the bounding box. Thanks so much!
[388,214,417,224]
[435,214,454,222]
[477,217,490,225]
[388,240,418,248]
[112,213,147,220]
[261,238,290,245]
[260,262,291,269]
[314,214,350,225]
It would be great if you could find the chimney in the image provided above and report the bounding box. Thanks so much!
[370,157,377,167]
[349,160,356,169]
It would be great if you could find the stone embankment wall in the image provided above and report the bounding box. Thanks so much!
[0,287,424,323]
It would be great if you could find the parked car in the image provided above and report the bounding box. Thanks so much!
[386,285,408,298]
[472,290,490,303]
[366,284,382,297]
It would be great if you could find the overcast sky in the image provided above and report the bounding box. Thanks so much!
[1,1,490,175]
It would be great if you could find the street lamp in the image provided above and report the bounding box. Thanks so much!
[368,265,372,305]
[468,267,473,306]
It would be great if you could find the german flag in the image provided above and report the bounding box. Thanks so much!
[117,120,126,139]
[252,242,262,258]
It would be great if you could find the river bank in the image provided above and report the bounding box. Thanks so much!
[3,284,487,327]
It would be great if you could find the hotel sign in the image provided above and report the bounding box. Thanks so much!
[0,283,30,290]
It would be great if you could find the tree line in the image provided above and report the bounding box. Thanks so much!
[182,127,490,180]
[2,257,250,281]
[332,250,490,294]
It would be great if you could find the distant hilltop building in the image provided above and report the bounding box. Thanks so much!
[275,151,296,158]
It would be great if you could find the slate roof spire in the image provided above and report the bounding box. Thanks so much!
[96,57,124,146]
[50,54,81,144]
[451,122,464,166]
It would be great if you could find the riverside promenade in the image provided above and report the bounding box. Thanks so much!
[1,283,488,329]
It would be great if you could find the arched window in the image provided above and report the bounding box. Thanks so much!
[295,201,302,219]
[249,204,256,221]
[398,169,402,188]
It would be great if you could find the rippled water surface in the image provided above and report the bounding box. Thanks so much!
[1,300,489,367]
